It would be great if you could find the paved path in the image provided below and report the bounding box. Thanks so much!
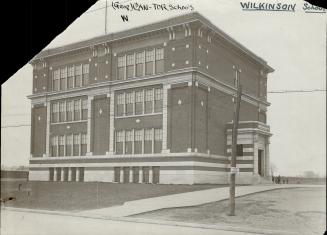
[0,210,267,235]
[82,184,324,217]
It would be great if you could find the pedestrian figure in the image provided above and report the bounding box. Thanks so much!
[272,176,275,183]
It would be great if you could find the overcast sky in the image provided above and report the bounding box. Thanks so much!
[1,0,326,176]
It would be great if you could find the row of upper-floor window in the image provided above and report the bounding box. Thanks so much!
[52,64,89,91]
[115,128,162,154]
[51,99,87,123]
[117,48,164,80]
[116,88,163,116]
[116,128,162,142]
[50,133,87,157]
[48,48,164,92]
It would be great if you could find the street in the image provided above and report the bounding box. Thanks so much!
[1,210,262,235]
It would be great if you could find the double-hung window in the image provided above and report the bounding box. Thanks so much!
[53,69,60,91]
[144,129,153,154]
[74,100,81,121]
[136,52,144,77]
[126,54,134,79]
[116,131,124,142]
[60,67,67,90]
[134,129,143,154]
[59,102,65,122]
[52,103,59,123]
[66,101,73,121]
[58,135,65,156]
[125,130,133,154]
[125,92,134,115]
[115,131,124,154]
[144,129,153,141]
[117,93,125,116]
[81,133,87,156]
[154,88,163,112]
[135,90,143,115]
[145,50,154,75]
[144,89,153,114]
[154,129,162,141]
[82,64,89,86]
[73,134,80,156]
[154,128,162,153]
[51,136,58,157]
[118,56,125,80]
[155,48,164,73]
[75,65,82,87]
[66,135,72,156]
[81,99,88,120]
[67,66,74,89]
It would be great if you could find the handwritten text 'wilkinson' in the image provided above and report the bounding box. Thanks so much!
[112,2,194,11]
[240,2,296,12]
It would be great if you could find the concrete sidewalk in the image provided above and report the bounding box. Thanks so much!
[1,209,298,235]
[81,184,324,217]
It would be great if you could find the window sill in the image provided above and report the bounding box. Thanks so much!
[115,112,163,119]
[51,120,87,125]
[115,72,165,81]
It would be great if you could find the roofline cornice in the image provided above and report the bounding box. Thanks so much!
[30,12,274,72]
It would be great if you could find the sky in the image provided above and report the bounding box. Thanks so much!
[1,0,326,176]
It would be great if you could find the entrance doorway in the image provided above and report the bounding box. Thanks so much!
[258,149,263,176]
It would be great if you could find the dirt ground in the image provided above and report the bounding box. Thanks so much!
[1,181,220,211]
[133,187,326,235]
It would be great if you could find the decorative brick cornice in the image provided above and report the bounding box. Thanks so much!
[29,12,274,73]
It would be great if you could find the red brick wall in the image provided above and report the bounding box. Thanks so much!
[115,115,162,130]
[32,66,49,94]
[194,86,208,153]
[166,36,194,72]
[168,85,192,152]
[239,100,259,122]
[195,32,263,98]
[207,88,233,155]
[97,54,111,83]
[92,95,110,155]
[31,105,47,157]
[205,87,260,155]
[50,122,87,136]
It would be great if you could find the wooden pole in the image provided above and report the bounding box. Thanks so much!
[229,68,242,216]
[104,0,108,35]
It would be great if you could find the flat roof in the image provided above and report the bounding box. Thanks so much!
[31,12,274,72]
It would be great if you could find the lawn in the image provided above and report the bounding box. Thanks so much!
[1,181,222,211]
[133,187,326,235]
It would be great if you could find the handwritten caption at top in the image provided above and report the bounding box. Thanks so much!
[240,1,326,13]
[111,1,195,22]
[112,2,194,12]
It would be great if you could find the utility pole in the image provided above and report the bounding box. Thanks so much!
[96,181,99,208]
[229,66,242,216]
[104,0,108,35]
